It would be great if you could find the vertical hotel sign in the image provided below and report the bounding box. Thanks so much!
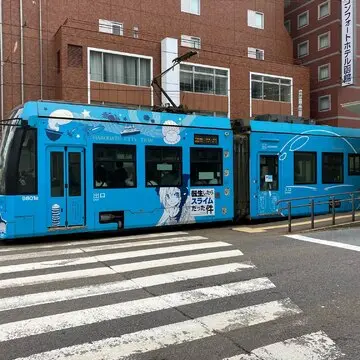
[342,0,354,86]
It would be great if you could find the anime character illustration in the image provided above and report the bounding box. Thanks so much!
[156,177,194,226]
[46,109,74,141]
[0,215,7,237]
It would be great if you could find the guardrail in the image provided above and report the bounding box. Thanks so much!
[276,190,360,233]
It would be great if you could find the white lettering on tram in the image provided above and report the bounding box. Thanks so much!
[21,196,39,201]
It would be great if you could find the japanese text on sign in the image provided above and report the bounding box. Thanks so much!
[190,189,215,216]
[342,0,354,86]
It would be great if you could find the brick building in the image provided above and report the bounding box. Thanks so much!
[0,0,309,121]
[284,0,359,127]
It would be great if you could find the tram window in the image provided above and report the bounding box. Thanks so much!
[68,152,81,196]
[146,146,182,187]
[190,148,223,186]
[16,129,37,195]
[294,152,316,184]
[322,152,343,184]
[260,155,278,191]
[93,144,136,188]
[349,154,360,176]
[50,152,64,197]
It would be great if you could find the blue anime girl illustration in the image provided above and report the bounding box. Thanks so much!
[155,175,194,226]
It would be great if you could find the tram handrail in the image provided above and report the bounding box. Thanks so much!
[275,190,360,233]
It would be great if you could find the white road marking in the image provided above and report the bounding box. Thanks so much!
[0,279,282,342]
[0,250,242,289]
[224,331,344,359]
[13,299,301,360]
[0,231,188,253]
[0,263,256,312]
[0,241,232,275]
[0,267,116,289]
[0,236,207,262]
[286,234,360,252]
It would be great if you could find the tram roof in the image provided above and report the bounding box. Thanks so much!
[249,119,360,139]
[21,101,232,130]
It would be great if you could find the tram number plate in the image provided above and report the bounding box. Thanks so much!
[194,134,219,145]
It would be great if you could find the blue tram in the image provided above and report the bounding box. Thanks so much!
[1,100,360,240]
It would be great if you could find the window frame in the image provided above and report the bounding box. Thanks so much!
[248,10,264,29]
[297,40,309,58]
[93,144,137,189]
[181,35,201,49]
[318,95,331,112]
[145,145,183,188]
[190,147,223,186]
[89,49,152,87]
[322,152,344,184]
[297,10,309,29]
[348,154,360,176]
[180,63,229,96]
[251,73,292,103]
[284,20,291,33]
[318,63,331,81]
[318,0,330,20]
[294,151,317,185]
[318,31,330,50]
[181,0,200,15]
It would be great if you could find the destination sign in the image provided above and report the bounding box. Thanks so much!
[194,134,219,145]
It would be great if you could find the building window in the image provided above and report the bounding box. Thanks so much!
[146,146,182,187]
[284,20,291,33]
[251,74,291,102]
[181,35,201,49]
[318,95,331,111]
[190,148,223,186]
[180,64,228,96]
[89,50,151,87]
[133,26,139,38]
[181,0,200,15]
[99,19,123,36]
[297,41,309,58]
[318,32,330,50]
[318,63,330,81]
[349,154,360,176]
[322,153,343,184]
[248,10,264,29]
[93,145,136,188]
[297,11,309,29]
[248,47,264,60]
[285,0,291,8]
[318,1,330,19]
[294,152,317,184]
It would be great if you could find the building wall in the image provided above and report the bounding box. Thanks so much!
[285,0,360,127]
[0,0,310,122]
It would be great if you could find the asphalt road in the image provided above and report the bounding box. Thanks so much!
[0,225,359,359]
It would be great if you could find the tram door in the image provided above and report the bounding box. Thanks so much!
[257,154,280,216]
[47,147,85,228]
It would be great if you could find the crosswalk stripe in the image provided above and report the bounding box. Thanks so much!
[0,231,189,253]
[224,331,344,359]
[0,250,242,289]
[0,263,256,312]
[0,279,278,342]
[0,267,116,289]
[0,236,207,262]
[12,299,301,360]
[0,241,233,275]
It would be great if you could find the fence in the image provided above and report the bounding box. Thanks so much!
[276,190,360,233]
